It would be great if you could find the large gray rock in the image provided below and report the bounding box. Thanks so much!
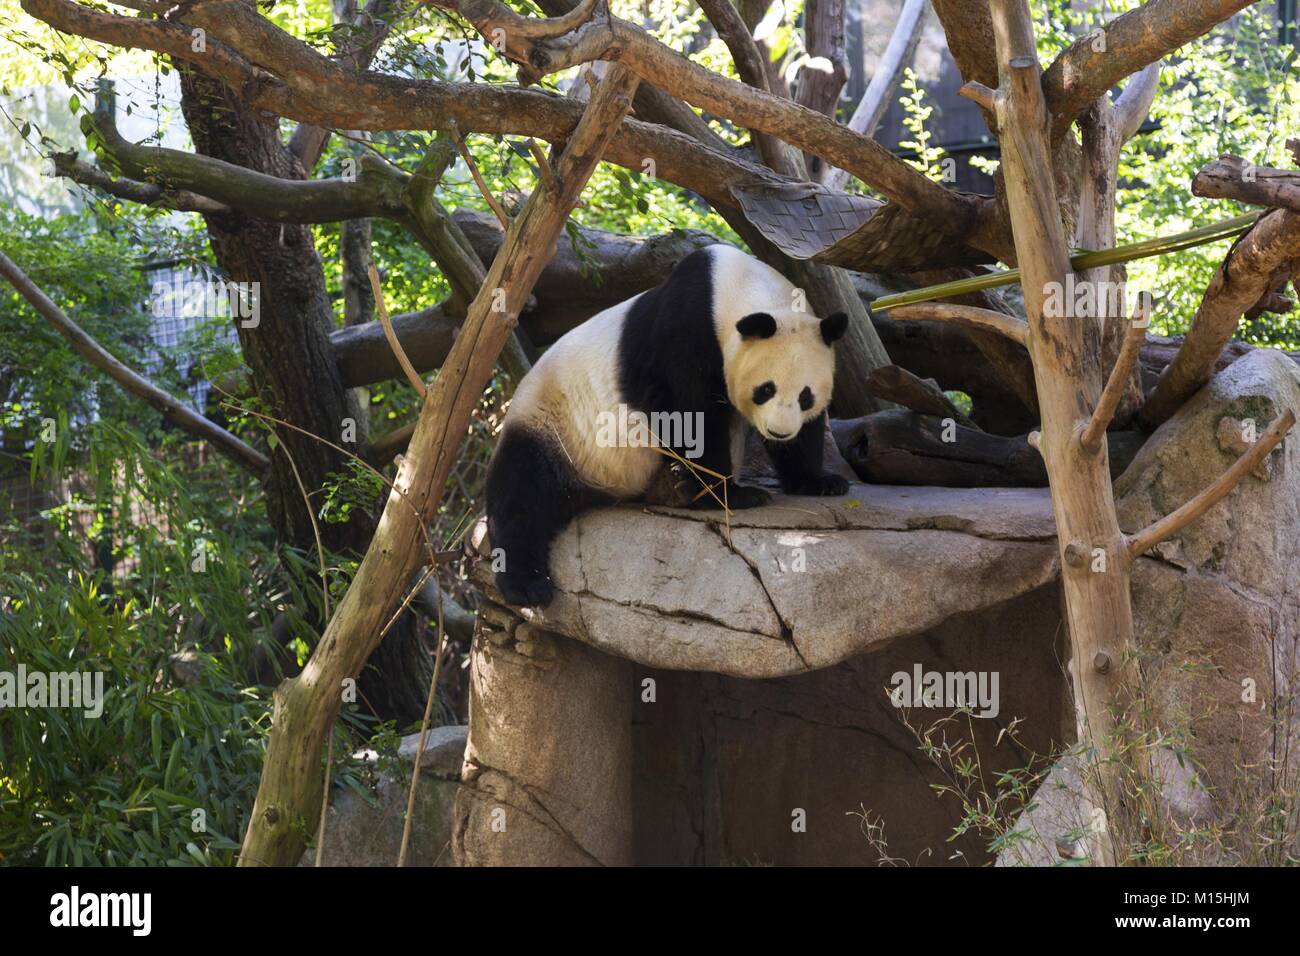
[472,484,1060,678]
[302,725,466,867]
[999,348,1300,865]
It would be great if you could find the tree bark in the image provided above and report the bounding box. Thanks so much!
[177,69,368,553]
[988,0,1145,863]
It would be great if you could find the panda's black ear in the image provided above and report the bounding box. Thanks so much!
[821,311,848,345]
[736,312,777,339]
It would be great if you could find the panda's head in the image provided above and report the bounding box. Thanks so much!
[726,310,848,442]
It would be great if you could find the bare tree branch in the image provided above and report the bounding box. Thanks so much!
[1079,294,1149,453]
[1126,409,1295,560]
[50,151,229,213]
[1042,0,1255,139]
[1192,155,1300,212]
[696,0,794,172]
[289,0,404,171]
[822,0,926,190]
[1140,206,1300,429]
[889,301,1030,347]
[435,0,986,236]
[238,61,641,869]
[1112,61,1161,143]
[931,0,998,89]
[794,0,848,118]
[0,250,269,474]
[18,0,789,218]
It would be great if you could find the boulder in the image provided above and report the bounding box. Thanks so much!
[998,347,1300,865]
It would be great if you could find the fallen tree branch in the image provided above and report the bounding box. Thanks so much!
[831,410,1144,487]
[0,250,269,474]
[237,63,640,868]
[889,302,1030,347]
[1140,206,1300,430]
[1192,154,1300,212]
[1126,409,1295,560]
[863,365,977,428]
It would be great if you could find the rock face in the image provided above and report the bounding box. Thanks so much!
[516,484,1061,679]
[303,725,466,867]
[456,485,1071,866]
[1119,350,1299,828]
[998,348,1300,865]
[455,347,1300,867]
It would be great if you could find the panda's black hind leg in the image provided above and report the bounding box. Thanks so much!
[485,425,596,609]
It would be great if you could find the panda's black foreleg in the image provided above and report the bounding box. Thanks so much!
[678,406,770,509]
[764,412,849,497]
[485,425,602,608]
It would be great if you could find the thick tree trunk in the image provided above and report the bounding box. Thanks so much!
[179,70,366,553]
[989,0,1145,863]
[179,70,433,723]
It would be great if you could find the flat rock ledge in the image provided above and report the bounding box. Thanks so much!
[472,484,1060,679]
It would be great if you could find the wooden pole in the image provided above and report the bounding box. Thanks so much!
[238,64,640,867]
[988,0,1145,864]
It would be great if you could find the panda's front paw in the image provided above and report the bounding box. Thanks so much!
[495,570,555,609]
[788,473,850,497]
[725,482,772,510]
[688,481,771,510]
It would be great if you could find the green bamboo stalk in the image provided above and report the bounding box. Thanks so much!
[869,212,1261,312]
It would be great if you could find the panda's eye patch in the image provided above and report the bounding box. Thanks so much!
[752,382,777,405]
[799,387,814,411]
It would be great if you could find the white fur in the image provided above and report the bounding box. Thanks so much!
[507,293,663,498]
[707,246,836,441]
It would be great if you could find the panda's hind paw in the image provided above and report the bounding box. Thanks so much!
[496,571,555,609]
[791,473,849,497]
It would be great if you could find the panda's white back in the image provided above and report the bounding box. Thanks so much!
[506,292,663,498]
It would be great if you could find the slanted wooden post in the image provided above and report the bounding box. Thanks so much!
[238,64,641,867]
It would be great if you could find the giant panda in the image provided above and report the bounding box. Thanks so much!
[485,243,850,608]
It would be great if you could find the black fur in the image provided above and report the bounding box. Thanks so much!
[821,311,848,345]
[486,248,847,607]
[765,413,849,496]
[485,426,612,607]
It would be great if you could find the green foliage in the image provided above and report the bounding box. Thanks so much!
[0,208,154,441]
[1117,7,1300,348]
[0,423,278,866]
